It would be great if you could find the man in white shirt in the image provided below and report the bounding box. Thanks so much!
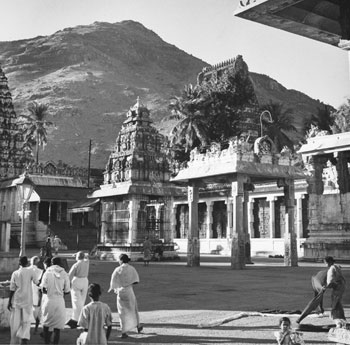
[8,256,39,345]
[30,256,43,333]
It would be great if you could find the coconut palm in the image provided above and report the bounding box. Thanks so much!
[19,101,53,164]
[167,84,209,156]
[260,101,297,152]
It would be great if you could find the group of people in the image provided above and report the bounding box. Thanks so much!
[7,251,142,345]
[41,235,62,259]
[274,255,347,345]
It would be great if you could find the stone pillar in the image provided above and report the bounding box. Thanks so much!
[231,175,246,269]
[296,195,304,239]
[170,203,177,241]
[205,201,213,239]
[128,199,137,244]
[226,199,233,239]
[48,202,52,225]
[243,188,252,264]
[267,196,276,238]
[247,199,254,238]
[187,185,200,267]
[282,179,298,267]
[0,222,10,252]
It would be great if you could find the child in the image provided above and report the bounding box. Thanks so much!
[77,283,112,345]
[274,317,305,345]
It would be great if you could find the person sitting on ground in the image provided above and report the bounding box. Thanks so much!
[274,317,304,345]
[77,283,112,345]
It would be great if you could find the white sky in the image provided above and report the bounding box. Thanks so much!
[2,0,349,107]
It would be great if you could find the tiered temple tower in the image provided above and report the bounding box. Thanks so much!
[0,66,26,179]
[103,97,170,185]
[197,55,260,142]
[94,98,182,260]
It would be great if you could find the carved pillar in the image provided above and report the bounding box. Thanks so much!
[267,196,276,239]
[306,155,328,233]
[187,185,200,267]
[128,199,137,244]
[296,195,305,239]
[231,175,246,269]
[336,152,350,194]
[280,178,298,267]
[205,200,213,239]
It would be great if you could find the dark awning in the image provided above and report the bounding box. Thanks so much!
[34,186,90,202]
[68,198,100,213]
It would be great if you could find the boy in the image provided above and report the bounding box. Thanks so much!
[77,283,112,345]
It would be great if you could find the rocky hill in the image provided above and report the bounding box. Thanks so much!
[0,20,328,168]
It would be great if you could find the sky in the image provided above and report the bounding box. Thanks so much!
[2,0,349,108]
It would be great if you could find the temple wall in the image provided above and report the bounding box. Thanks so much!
[320,193,350,223]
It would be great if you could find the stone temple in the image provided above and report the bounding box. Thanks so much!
[90,98,183,260]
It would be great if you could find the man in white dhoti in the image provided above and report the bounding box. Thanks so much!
[108,253,143,338]
[8,256,39,345]
[40,257,70,345]
[30,256,43,333]
[66,251,89,329]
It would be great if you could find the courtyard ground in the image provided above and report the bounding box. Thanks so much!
[1,251,349,344]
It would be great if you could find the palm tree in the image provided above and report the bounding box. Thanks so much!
[167,84,209,157]
[307,104,334,132]
[19,101,53,164]
[260,101,298,152]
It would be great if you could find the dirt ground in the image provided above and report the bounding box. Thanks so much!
[1,252,349,344]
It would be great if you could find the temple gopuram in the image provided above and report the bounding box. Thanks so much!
[0,65,27,179]
[90,98,183,260]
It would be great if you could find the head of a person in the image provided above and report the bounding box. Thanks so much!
[76,251,85,261]
[325,256,335,266]
[279,317,291,332]
[88,283,102,300]
[119,254,130,264]
[19,256,28,267]
[44,257,52,268]
[46,237,50,242]
[30,256,40,267]
[52,256,62,267]
[145,236,149,240]
[55,235,58,238]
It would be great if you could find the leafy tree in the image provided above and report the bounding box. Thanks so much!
[330,98,350,134]
[19,101,53,164]
[260,100,297,152]
[200,67,257,142]
[305,104,334,133]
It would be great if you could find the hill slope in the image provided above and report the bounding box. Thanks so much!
[0,20,327,168]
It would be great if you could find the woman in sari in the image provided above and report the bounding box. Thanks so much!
[108,254,143,338]
[323,256,346,323]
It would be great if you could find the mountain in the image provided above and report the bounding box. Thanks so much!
[0,20,328,168]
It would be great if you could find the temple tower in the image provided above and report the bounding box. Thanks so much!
[94,98,182,260]
[0,66,26,179]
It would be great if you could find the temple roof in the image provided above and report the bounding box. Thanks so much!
[234,0,349,49]
[299,131,350,157]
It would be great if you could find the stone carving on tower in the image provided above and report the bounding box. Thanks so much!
[103,97,171,185]
[0,65,27,179]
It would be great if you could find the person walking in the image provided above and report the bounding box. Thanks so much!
[323,256,346,324]
[66,251,89,329]
[30,256,43,334]
[108,254,143,338]
[77,283,112,345]
[143,236,152,266]
[52,235,62,255]
[45,237,52,259]
[40,257,70,345]
[8,256,39,345]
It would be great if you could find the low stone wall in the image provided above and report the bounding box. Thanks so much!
[0,252,19,274]
[0,283,11,329]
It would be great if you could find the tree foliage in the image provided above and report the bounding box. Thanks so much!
[167,65,258,163]
[19,101,54,164]
[259,100,297,152]
[331,98,350,134]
